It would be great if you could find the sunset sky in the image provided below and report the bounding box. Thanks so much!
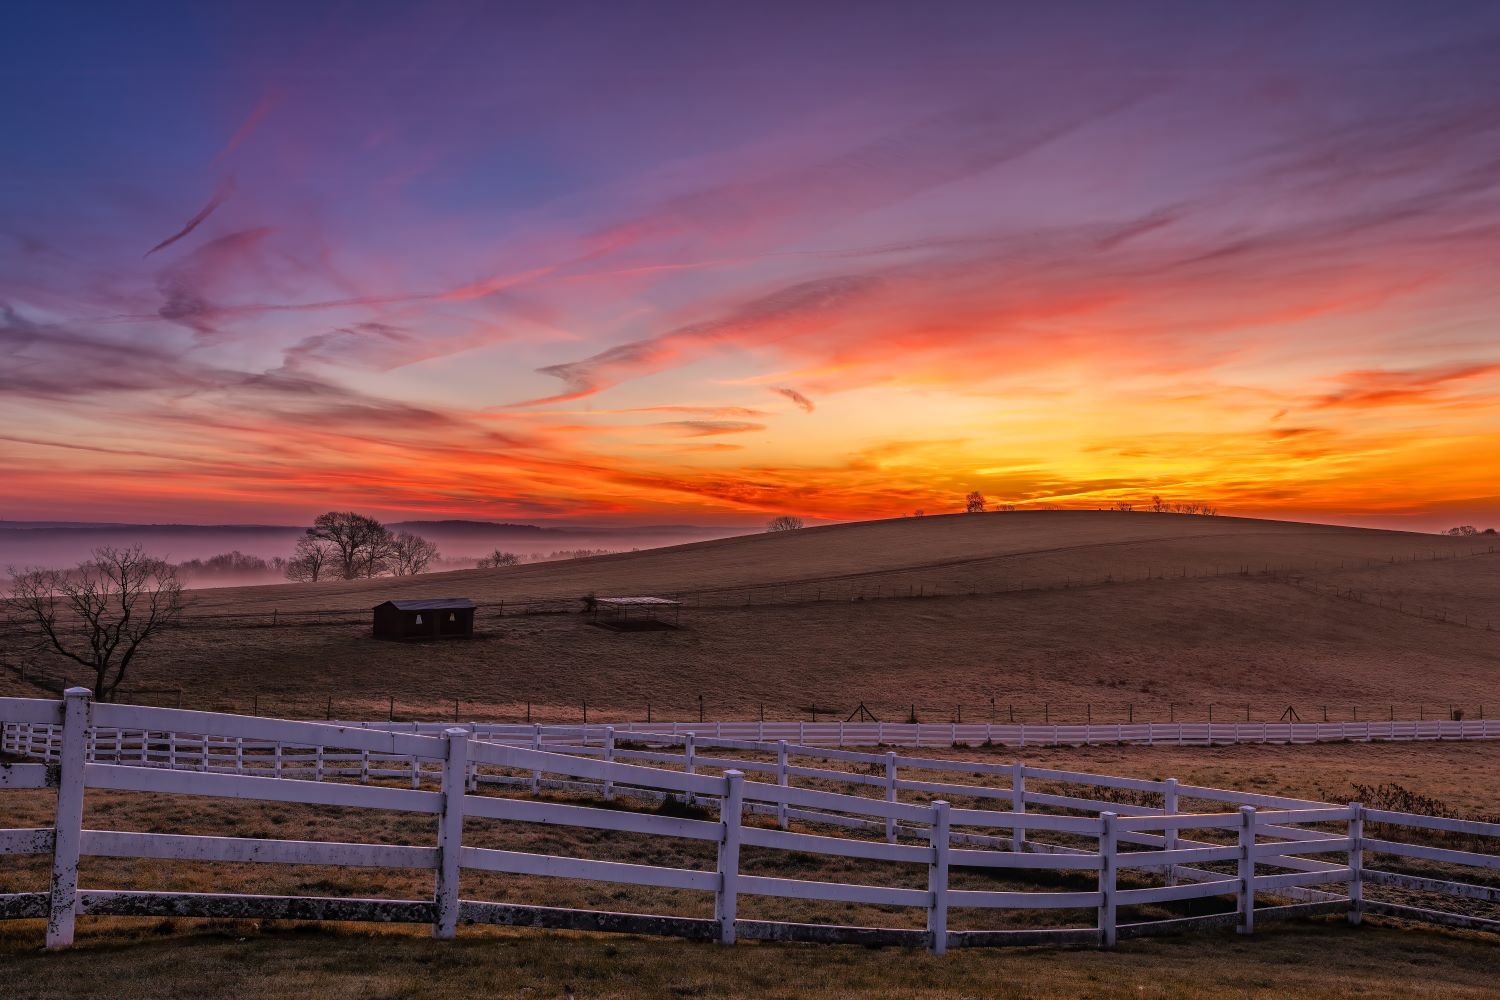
[3,2,1499,529]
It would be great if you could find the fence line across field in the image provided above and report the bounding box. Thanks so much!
[11,716,1500,761]
[390,717,1500,748]
[3,692,1499,954]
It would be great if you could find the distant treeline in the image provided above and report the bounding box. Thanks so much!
[162,511,630,585]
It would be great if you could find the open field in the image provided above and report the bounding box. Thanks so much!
[5,511,1496,724]
[5,514,1500,994]
[6,920,1500,999]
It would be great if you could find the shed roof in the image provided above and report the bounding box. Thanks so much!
[595,596,681,607]
[375,598,476,612]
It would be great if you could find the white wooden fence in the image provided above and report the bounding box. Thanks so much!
[346,717,1500,748]
[4,690,1499,953]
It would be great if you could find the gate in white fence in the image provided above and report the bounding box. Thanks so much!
[3,690,1499,952]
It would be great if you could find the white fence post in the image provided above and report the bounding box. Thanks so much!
[434,727,469,940]
[603,726,616,802]
[1011,761,1027,852]
[776,740,789,829]
[48,687,92,949]
[530,724,542,794]
[884,752,898,844]
[1162,777,1180,885]
[1238,805,1256,935]
[927,800,951,955]
[684,732,697,806]
[1347,801,1364,925]
[716,770,745,944]
[1098,811,1117,947]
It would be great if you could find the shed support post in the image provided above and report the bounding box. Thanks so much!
[1348,802,1364,925]
[1098,811,1117,947]
[884,752,898,843]
[47,687,91,950]
[716,770,745,944]
[776,740,789,829]
[1238,805,1257,935]
[603,727,616,802]
[1011,761,1027,852]
[434,727,469,939]
[927,800,951,954]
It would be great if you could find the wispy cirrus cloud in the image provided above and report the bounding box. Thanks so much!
[652,420,766,437]
[1312,363,1500,409]
[144,177,238,258]
[771,386,814,412]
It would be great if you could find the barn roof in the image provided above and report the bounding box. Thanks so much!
[375,598,476,612]
[595,596,681,606]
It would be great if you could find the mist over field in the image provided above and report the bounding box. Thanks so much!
[0,520,748,587]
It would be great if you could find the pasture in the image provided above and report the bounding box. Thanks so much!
[4,511,1499,996]
[6,511,1495,725]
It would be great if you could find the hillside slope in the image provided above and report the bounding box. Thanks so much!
[185,511,1493,612]
[4,512,1497,721]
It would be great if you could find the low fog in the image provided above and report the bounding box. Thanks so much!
[0,520,748,589]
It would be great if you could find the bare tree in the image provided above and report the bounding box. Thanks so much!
[1110,500,1135,511]
[307,511,393,579]
[388,532,440,576]
[285,536,335,582]
[6,546,183,701]
[1447,525,1478,536]
[965,491,986,513]
[766,515,805,532]
[476,549,521,569]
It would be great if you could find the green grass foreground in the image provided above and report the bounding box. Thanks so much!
[3,918,1497,999]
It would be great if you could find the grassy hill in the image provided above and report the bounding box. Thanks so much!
[4,511,1497,722]
[180,510,1494,611]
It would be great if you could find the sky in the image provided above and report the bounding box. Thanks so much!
[2,2,1499,530]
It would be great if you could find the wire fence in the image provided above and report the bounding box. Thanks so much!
[3,673,1487,730]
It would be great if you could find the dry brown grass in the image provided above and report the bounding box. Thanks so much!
[6,511,1496,723]
[5,512,1500,994]
[6,919,1500,999]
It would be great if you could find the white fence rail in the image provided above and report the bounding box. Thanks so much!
[4,691,1500,952]
[382,717,1500,748]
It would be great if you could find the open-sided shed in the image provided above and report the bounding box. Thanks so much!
[372,598,476,640]
[591,595,682,630]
